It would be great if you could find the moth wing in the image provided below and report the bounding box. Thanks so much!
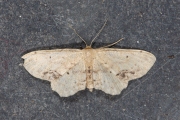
[22,49,86,97]
[93,48,156,95]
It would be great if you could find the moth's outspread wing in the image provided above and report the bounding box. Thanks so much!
[93,48,156,95]
[93,60,128,95]
[22,49,86,97]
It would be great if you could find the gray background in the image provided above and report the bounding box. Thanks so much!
[0,0,180,119]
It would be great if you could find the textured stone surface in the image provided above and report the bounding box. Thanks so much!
[0,0,180,119]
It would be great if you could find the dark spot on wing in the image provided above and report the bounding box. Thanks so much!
[52,73,60,79]
[121,73,126,78]
[126,56,128,58]
[67,72,69,74]
[130,71,135,74]
[116,70,136,79]
[110,71,112,73]
[43,71,48,75]
[43,70,62,80]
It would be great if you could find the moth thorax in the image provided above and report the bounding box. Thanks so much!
[83,49,94,92]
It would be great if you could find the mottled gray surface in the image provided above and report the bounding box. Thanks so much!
[0,0,180,120]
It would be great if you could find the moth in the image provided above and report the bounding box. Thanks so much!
[22,21,156,97]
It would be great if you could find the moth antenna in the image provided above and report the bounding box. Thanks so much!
[69,24,88,47]
[90,19,108,47]
[99,38,124,48]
